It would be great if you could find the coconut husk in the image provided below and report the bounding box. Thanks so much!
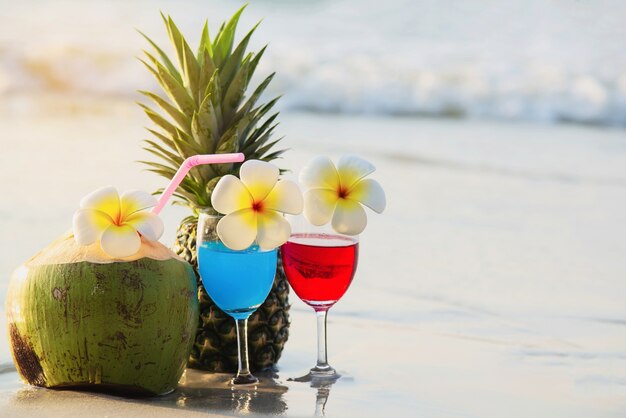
[7,232,198,396]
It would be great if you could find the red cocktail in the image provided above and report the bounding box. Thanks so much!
[281,233,358,311]
[281,220,360,381]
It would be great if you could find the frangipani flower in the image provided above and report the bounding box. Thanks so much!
[211,160,303,251]
[300,155,386,235]
[73,186,164,258]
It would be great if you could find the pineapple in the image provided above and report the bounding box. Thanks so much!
[138,7,290,372]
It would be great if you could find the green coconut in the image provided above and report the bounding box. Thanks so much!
[6,232,199,396]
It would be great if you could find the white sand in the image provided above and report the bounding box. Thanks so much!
[1,100,626,417]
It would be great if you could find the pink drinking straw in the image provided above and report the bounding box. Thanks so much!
[152,153,245,215]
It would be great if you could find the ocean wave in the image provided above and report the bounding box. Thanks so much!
[2,0,626,127]
[272,53,626,126]
[1,46,626,127]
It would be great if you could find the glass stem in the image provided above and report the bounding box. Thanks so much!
[315,309,330,370]
[235,318,252,378]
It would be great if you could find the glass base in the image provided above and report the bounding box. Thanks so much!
[289,366,341,384]
[231,373,259,385]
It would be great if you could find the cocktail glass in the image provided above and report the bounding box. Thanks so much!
[197,212,277,385]
[280,215,359,381]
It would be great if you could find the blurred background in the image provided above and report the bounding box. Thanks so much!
[2,0,626,123]
[1,1,626,416]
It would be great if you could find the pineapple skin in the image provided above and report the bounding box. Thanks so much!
[173,220,290,372]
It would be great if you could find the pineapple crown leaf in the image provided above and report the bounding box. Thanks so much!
[195,96,220,149]
[222,61,251,123]
[219,20,261,90]
[198,49,217,95]
[263,148,288,161]
[246,45,268,83]
[203,69,222,109]
[162,16,202,103]
[139,53,196,114]
[142,140,184,164]
[191,111,214,154]
[241,126,275,153]
[161,13,190,71]
[141,143,182,168]
[137,92,191,134]
[182,43,200,103]
[198,20,212,60]
[237,110,280,152]
[157,59,196,113]
[235,72,275,119]
[172,129,203,159]
[255,137,284,157]
[242,123,279,154]
[136,29,182,83]
[212,4,247,67]
[180,215,199,225]
[139,7,286,211]
[145,128,181,155]
[171,200,197,211]
[142,163,203,199]
[241,96,281,129]
[139,103,180,138]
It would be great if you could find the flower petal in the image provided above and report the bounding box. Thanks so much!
[256,211,291,250]
[337,155,376,190]
[73,208,114,245]
[100,224,141,258]
[120,190,157,217]
[348,178,386,213]
[80,186,121,221]
[331,199,367,235]
[264,180,304,215]
[216,208,258,251]
[211,175,253,215]
[240,160,279,202]
[303,189,339,226]
[299,156,340,190]
[125,211,164,242]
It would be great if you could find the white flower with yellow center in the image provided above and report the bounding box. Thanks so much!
[72,186,164,258]
[211,160,304,251]
[300,155,386,235]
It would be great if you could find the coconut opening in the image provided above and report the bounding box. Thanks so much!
[27,232,184,266]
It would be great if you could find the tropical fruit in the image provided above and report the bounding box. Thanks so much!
[6,233,198,396]
[139,7,290,372]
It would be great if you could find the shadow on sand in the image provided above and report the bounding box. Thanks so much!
[10,368,288,416]
[8,367,347,416]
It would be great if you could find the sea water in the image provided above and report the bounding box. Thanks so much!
[1,0,626,126]
[197,241,277,320]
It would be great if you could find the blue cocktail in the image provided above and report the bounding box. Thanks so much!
[198,241,277,318]
[197,213,277,385]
